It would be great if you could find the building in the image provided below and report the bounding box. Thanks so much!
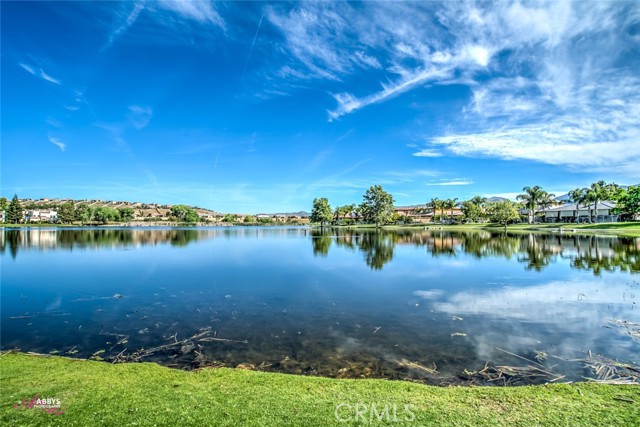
[540,201,618,223]
[24,209,58,223]
[394,205,463,223]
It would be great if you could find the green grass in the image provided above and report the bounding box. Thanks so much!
[1,353,638,426]
[339,222,640,237]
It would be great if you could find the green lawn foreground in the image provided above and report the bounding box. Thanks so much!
[0,353,638,426]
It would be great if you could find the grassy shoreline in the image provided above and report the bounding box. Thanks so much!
[1,353,638,426]
[3,221,640,236]
[326,222,640,237]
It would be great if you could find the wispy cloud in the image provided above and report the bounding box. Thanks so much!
[48,136,66,152]
[412,148,443,158]
[19,62,36,75]
[104,1,144,50]
[39,69,61,85]
[127,105,153,129]
[426,179,473,186]
[19,62,61,85]
[266,2,640,176]
[157,0,225,29]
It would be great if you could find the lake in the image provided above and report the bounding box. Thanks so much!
[1,227,638,385]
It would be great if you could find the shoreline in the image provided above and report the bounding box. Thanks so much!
[1,352,637,426]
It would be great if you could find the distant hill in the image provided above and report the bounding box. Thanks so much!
[258,211,310,218]
[487,197,508,203]
[17,198,220,220]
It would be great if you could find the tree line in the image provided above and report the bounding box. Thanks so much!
[0,195,205,224]
[310,180,640,229]
[311,185,396,228]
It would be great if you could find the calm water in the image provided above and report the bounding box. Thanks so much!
[1,227,638,385]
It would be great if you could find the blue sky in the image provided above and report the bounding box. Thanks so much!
[2,1,639,213]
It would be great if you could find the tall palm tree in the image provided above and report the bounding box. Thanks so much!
[428,198,440,223]
[469,196,487,206]
[446,198,458,223]
[568,188,588,224]
[537,192,556,222]
[586,181,617,223]
[517,186,551,224]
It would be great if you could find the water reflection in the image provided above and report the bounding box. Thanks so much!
[1,226,638,384]
[0,227,309,258]
[311,228,640,275]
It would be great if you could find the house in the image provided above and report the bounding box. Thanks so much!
[394,205,463,223]
[394,205,430,222]
[540,201,618,223]
[0,210,5,222]
[24,209,58,222]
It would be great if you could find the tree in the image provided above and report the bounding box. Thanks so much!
[222,213,238,223]
[445,198,458,223]
[614,185,640,219]
[487,200,521,231]
[75,204,92,225]
[118,207,135,222]
[428,197,448,223]
[586,180,617,223]
[517,186,554,224]
[537,192,556,223]
[333,204,355,224]
[360,185,395,227]
[310,197,333,227]
[461,199,486,223]
[93,207,119,224]
[7,194,23,224]
[58,201,76,224]
[0,197,8,213]
[169,205,200,223]
[568,188,588,224]
[243,215,256,223]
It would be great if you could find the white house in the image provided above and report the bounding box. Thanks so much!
[24,209,58,222]
[541,201,618,223]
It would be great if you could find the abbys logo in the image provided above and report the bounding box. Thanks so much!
[13,394,64,416]
[335,403,415,423]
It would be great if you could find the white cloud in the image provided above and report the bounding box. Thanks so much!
[39,69,61,85]
[412,148,443,158]
[19,62,61,85]
[19,62,36,75]
[463,45,490,67]
[266,2,640,177]
[157,0,225,28]
[426,179,473,186]
[48,136,66,152]
[105,2,145,49]
[329,67,453,121]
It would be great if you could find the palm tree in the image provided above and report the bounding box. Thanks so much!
[469,196,487,206]
[568,188,588,224]
[446,198,458,223]
[517,186,552,224]
[586,181,619,223]
[428,198,440,223]
[537,192,556,223]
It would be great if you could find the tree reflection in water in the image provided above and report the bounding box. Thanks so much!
[310,228,640,275]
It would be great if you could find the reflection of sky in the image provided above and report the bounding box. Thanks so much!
[1,228,638,379]
[416,278,639,363]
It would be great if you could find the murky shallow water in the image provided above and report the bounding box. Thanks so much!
[1,227,638,385]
